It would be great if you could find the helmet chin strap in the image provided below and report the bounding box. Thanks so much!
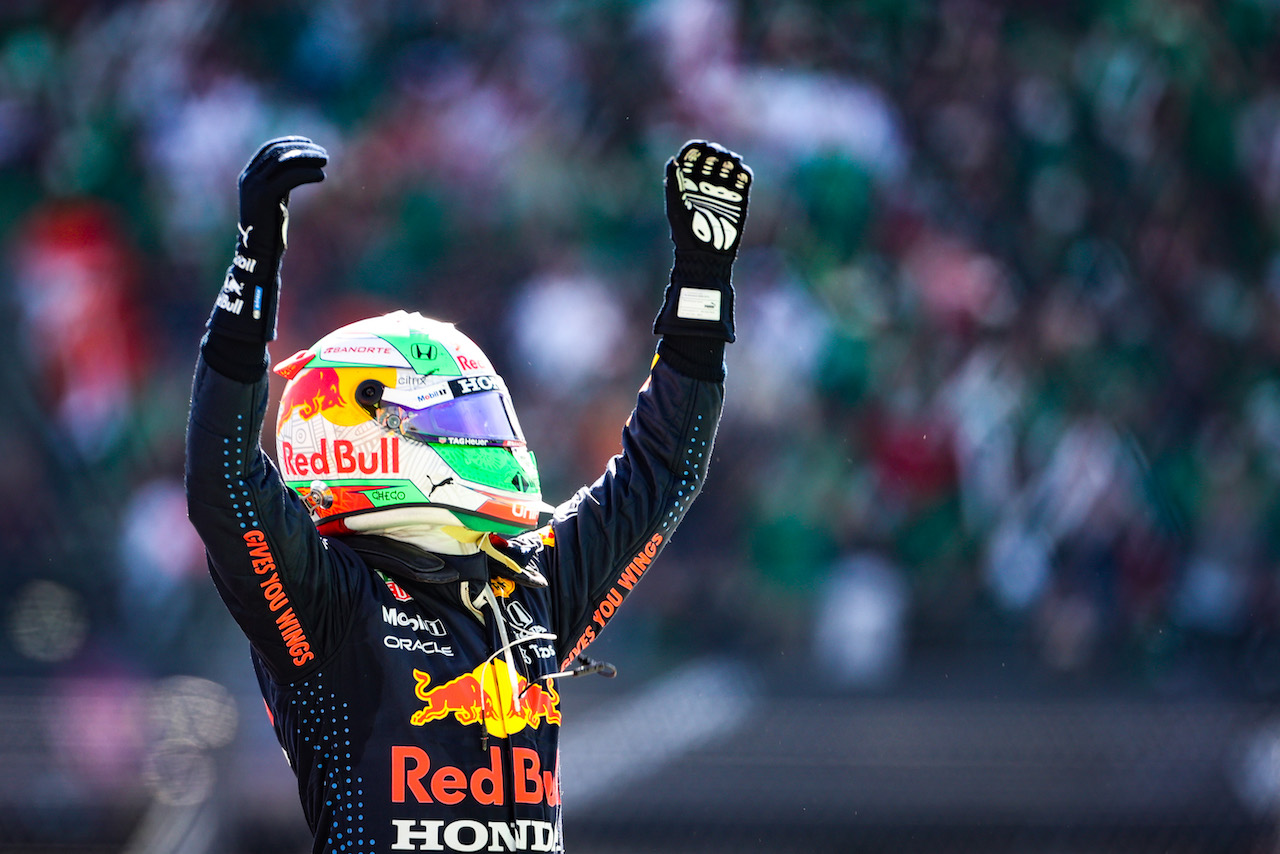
[342,513,484,556]
[389,525,482,555]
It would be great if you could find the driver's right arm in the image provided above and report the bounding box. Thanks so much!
[185,137,362,681]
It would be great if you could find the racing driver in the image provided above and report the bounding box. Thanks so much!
[185,135,751,853]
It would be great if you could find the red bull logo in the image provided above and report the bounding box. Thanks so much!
[391,745,560,809]
[277,366,346,431]
[410,659,560,738]
[281,437,401,477]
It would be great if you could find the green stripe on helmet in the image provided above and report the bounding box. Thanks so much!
[431,444,541,495]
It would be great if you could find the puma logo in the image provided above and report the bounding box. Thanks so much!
[425,476,454,499]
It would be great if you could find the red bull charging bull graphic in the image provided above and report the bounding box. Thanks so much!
[277,365,347,432]
[410,659,560,738]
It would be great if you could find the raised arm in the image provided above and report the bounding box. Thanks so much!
[185,137,356,679]
[543,141,753,665]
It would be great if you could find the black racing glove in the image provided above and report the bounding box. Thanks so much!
[203,136,327,380]
[653,140,752,344]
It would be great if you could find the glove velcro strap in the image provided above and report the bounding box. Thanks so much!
[672,250,734,287]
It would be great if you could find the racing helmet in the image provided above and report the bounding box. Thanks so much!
[272,311,543,537]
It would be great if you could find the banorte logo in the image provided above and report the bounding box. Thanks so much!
[411,659,559,738]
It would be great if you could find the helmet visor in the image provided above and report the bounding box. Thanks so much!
[377,376,523,446]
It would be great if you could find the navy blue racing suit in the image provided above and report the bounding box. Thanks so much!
[185,347,723,853]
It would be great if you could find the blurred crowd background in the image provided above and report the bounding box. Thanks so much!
[4,0,1280,851]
